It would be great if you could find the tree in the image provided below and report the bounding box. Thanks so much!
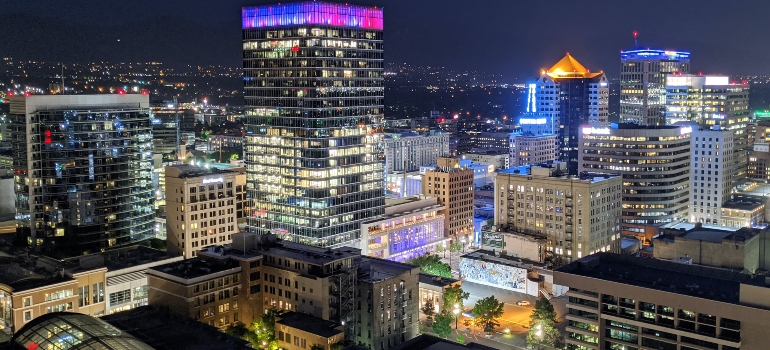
[527,297,562,348]
[432,312,453,338]
[436,245,446,258]
[441,285,470,314]
[330,343,344,350]
[421,299,435,321]
[406,254,451,278]
[472,295,505,333]
[449,242,463,253]
[456,334,465,344]
[310,345,325,350]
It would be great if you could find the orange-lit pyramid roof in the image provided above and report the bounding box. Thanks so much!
[545,54,602,79]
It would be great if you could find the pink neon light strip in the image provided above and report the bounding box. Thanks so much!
[242,2,383,30]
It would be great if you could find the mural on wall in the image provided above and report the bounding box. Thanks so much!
[459,257,527,293]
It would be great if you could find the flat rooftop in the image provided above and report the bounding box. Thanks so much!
[257,240,361,265]
[461,249,549,270]
[149,258,239,281]
[418,273,460,288]
[357,257,418,283]
[722,195,765,211]
[558,253,766,305]
[658,225,759,243]
[102,306,252,350]
[276,312,343,338]
[166,164,239,178]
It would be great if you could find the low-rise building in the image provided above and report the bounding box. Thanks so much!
[459,250,565,297]
[653,224,770,272]
[461,149,509,170]
[556,253,770,350]
[720,195,766,228]
[276,312,344,350]
[510,133,557,167]
[360,195,449,262]
[417,274,461,315]
[354,257,420,350]
[147,233,358,338]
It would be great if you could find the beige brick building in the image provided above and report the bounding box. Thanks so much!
[166,165,241,258]
[494,162,622,266]
[422,157,475,242]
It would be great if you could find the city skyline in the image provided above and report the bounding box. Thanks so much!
[3,1,770,79]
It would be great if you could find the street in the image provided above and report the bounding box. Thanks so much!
[424,247,569,350]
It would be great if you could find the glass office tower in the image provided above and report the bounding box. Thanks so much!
[620,49,690,126]
[242,2,385,248]
[532,54,608,175]
[10,95,155,256]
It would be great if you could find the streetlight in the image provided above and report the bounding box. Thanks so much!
[534,323,543,350]
[453,303,460,329]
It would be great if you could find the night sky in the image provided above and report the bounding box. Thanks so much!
[4,0,770,79]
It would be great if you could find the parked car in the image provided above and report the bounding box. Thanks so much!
[516,301,531,306]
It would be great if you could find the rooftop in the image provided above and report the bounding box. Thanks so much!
[392,334,498,350]
[276,312,343,338]
[148,257,239,281]
[461,249,549,270]
[418,273,460,288]
[11,312,154,350]
[102,306,252,350]
[545,54,602,79]
[658,224,759,244]
[357,257,418,283]
[166,164,239,179]
[558,253,765,305]
[722,195,766,212]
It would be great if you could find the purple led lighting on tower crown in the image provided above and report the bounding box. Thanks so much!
[242,2,383,30]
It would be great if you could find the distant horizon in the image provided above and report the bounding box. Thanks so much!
[2,0,770,79]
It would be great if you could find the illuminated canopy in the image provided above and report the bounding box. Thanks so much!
[545,54,602,79]
[242,1,383,29]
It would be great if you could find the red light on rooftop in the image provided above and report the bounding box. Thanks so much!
[23,92,31,97]
[117,89,126,95]
[7,91,14,97]
[698,72,703,76]
[141,89,149,95]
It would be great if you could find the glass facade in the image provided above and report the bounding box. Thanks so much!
[620,49,690,126]
[11,97,155,255]
[243,2,385,247]
[12,313,154,350]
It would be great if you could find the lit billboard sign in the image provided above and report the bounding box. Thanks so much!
[680,126,693,135]
[582,127,611,135]
[202,177,224,184]
[520,118,547,125]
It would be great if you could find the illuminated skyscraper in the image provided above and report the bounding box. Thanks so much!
[666,75,750,185]
[532,54,608,175]
[242,2,385,248]
[620,49,690,125]
[10,94,155,255]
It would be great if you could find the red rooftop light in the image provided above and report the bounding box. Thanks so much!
[117,89,126,95]
[23,92,31,97]
[141,89,149,95]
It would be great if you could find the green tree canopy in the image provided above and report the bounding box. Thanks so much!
[407,254,451,278]
[441,284,469,314]
[471,295,505,333]
[527,297,564,348]
[421,299,435,320]
[432,312,453,338]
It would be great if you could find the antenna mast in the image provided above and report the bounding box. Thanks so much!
[61,63,65,94]
[633,31,638,48]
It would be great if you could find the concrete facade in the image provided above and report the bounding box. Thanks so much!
[556,253,770,350]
